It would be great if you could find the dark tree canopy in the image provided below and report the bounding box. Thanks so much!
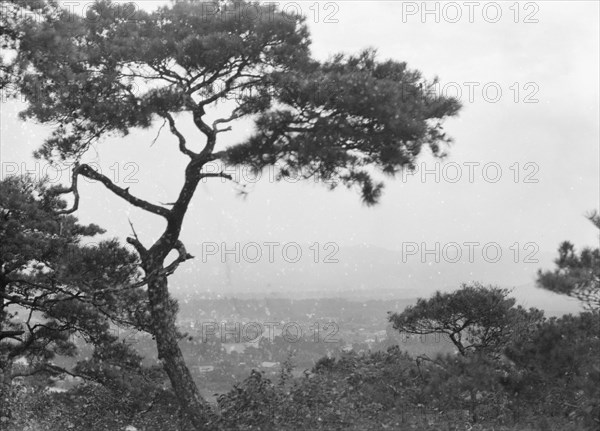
[222,49,460,203]
[16,0,311,158]
[15,0,460,205]
[388,283,544,357]
[0,175,148,419]
[0,0,64,91]
[505,310,600,380]
[537,211,600,310]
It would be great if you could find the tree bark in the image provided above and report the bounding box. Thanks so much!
[143,163,208,428]
[0,355,12,422]
[449,333,466,356]
[146,273,209,429]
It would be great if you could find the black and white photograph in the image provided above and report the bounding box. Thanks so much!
[1,1,598,429]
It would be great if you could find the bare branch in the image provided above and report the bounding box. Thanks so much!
[198,58,249,107]
[0,330,24,341]
[56,164,171,219]
[162,240,194,277]
[208,151,227,161]
[106,241,195,289]
[215,126,232,134]
[148,61,189,86]
[0,290,37,308]
[150,118,167,147]
[11,363,93,383]
[54,167,80,215]
[127,219,148,258]
[128,218,141,243]
[213,111,243,134]
[187,58,246,94]
[159,112,198,158]
[192,106,216,152]
[199,172,234,181]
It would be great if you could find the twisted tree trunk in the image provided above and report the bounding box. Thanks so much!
[54,122,217,429]
[141,165,209,429]
[146,273,208,429]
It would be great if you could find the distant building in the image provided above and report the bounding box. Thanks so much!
[260,361,279,368]
[46,387,68,393]
[223,343,246,354]
[14,357,28,366]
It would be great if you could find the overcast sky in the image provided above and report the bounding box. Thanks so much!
[1,1,598,294]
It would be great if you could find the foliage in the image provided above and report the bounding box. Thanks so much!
[388,283,544,356]
[15,0,312,160]
[222,48,461,204]
[0,0,60,90]
[13,0,460,203]
[7,380,187,431]
[210,330,599,431]
[0,175,146,355]
[6,292,598,430]
[537,211,600,310]
[0,175,148,420]
[505,311,600,427]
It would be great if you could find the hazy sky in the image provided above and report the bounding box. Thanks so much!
[1,1,598,292]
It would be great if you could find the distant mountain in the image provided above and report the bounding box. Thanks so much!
[170,243,581,316]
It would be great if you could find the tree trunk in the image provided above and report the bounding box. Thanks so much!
[141,163,208,428]
[146,273,209,430]
[469,387,478,423]
[449,333,466,356]
[0,355,12,422]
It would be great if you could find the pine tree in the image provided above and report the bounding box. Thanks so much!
[12,1,461,427]
[537,211,600,310]
[0,175,147,421]
[388,283,544,357]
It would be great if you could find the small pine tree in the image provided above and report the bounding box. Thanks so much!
[537,211,600,310]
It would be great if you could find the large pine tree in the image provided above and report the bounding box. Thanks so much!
[10,1,461,427]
